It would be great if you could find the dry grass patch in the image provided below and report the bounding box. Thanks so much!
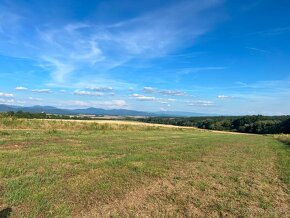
[0,119,289,217]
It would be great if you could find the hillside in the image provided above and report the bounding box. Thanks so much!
[0,119,289,217]
[0,104,215,117]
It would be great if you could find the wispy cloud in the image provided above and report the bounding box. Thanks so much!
[246,47,271,54]
[236,80,290,91]
[143,87,186,96]
[15,86,28,91]
[217,95,231,99]
[31,89,51,93]
[63,100,127,109]
[131,93,156,101]
[0,92,14,97]
[143,87,156,93]
[28,97,42,101]
[178,66,226,74]
[41,57,75,84]
[159,90,186,96]
[0,0,225,87]
[0,98,15,104]
[250,26,290,36]
[89,86,113,91]
[187,100,215,107]
[73,90,103,96]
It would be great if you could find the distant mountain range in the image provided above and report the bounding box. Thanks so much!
[0,104,217,117]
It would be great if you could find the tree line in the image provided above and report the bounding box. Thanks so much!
[135,115,290,134]
[1,111,72,119]
[1,111,289,134]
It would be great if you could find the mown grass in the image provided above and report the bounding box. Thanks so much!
[273,134,290,185]
[0,118,289,217]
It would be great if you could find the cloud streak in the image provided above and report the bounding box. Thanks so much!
[0,92,14,97]
[187,100,215,107]
[131,93,156,101]
[73,90,103,96]
[0,0,225,87]
[143,87,187,96]
[31,89,51,93]
[15,86,28,91]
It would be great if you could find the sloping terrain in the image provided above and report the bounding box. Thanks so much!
[0,119,289,217]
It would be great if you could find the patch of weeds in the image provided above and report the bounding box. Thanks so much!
[0,131,10,136]
[47,129,59,135]
[259,198,272,210]
[236,188,249,197]
[197,181,207,191]
[208,202,224,212]
[97,182,111,192]
[188,180,195,186]
[1,167,26,178]
[172,175,182,184]
[54,203,71,217]
[218,191,231,198]
[229,175,240,183]
[4,179,31,204]
[33,192,52,216]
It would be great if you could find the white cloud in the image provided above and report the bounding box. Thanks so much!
[236,80,290,91]
[217,95,231,99]
[159,90,186,96]
[0,0,225,86]
[41,56,75,84]
[143,87,186,96]
[111,100,127,107]
[73,90,103,96]
[178,66,226,74]
[15,86,28,91]
[63,99,127,108]
[89,86,113,91]
[156,98,176,104]
[28,97,42,101]
[0,92,14,97]
[0,98,15,104]
[131,93,156,101]
[143,87,156,93]
[31,89,51,93]
[187,100,214,107]
[246,47,271,54]
[160,107,169,112]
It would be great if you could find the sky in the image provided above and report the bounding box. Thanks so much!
[0,0,290,115]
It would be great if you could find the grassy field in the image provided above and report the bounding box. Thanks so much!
[0,118,289,217]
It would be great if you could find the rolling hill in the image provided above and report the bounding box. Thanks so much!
[0,104,216,117]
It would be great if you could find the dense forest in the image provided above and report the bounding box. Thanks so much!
[135,115,290,134]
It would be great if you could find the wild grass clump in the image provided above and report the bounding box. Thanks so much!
[274,134,290,145]
[0,131,10,136]
[47,129,59,135]
[0,118,164,131]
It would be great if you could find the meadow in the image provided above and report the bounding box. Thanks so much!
[0,118,289,217]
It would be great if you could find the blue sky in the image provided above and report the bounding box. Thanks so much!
[0,0,289,115]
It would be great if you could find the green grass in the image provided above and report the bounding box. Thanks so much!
[0,119,289,217]
[273,134,290,185]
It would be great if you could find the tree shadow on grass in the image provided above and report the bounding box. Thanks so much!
[0,208,12,218]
